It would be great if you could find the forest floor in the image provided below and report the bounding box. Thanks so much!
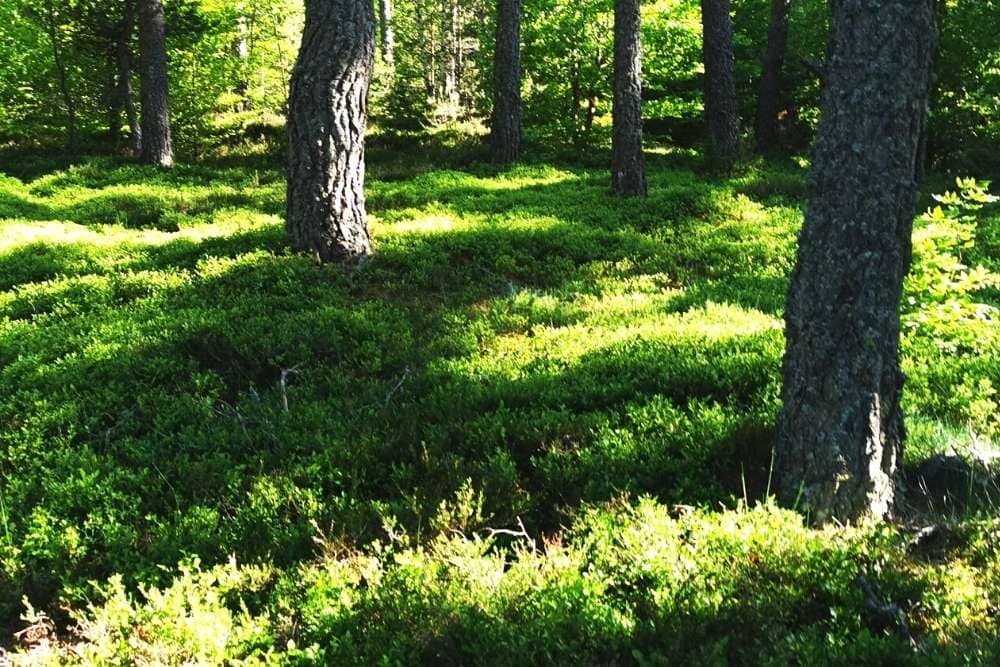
[1,129,999,664]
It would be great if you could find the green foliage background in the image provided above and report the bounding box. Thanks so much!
[0,0,996,170]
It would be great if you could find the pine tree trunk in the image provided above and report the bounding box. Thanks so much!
[701,0,738,167]
[611,0,646,197]
[776,0,937,524]
[286,0,375,262]
[490,0,522,165]
[754,0,791,154]
[138,0,173,167]
[117,0,142,156]
[379,0,395,67]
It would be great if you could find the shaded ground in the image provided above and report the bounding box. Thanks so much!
[1,132,998,663]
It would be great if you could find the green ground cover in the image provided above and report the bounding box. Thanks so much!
[1,131,998,663]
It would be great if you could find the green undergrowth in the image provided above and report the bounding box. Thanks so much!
[1,134,998,662]
[18,500,1000,665]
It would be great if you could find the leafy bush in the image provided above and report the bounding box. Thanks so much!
[903,178,1000,442]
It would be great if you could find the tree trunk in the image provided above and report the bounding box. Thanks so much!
[43,0,77,147]
[417,1,436,101]
[286,0,375,262]
[138,0,173,167]
[490,0,522,165]
[235,14,251,111]
[445,0,460,107]
[105,63,121,144]
[379,0,394,67]
[776,0,937,524]
[455,2,465,107]
[700,0,738,167]
[611,0,646,197]
[754,0,791,154]
[440,0,458,110]
[570,58,582,144]
[117,0,142,155]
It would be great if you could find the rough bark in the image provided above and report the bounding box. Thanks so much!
[117,0,142,155]
[138,0,173,167]
[379,0,395,67]
[700,0,738,167]
[611,0,646,197]
[776,0,937,524]
[754,0,791,154]
[286,0,375,262]
[490,0,522,165]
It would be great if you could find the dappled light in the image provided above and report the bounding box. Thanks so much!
[2,132,999,660]
[1,0,999,661]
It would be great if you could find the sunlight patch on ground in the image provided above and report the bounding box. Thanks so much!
[450,300,780,380]
[0,215,279,255]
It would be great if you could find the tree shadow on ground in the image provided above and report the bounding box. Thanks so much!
[3,150,997,661]
[1,163,796,623]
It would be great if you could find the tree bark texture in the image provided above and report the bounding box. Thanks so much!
[776,0,937,524]
[138,0,173,167]
[490,0,522,165]
[754,0,791,154]
[117,0,142,155]
[701,0,738,167]
[286,0,375,261]
[611,0,646,197]
[379,0,395,67]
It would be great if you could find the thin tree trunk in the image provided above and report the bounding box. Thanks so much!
[105,61,121,144]
[440,1,452,105]
[570,57,582,144]
[117,0,142,155]
[286,0,375,262]
[776,0,937,524]
[444,0,459,107]
[138,0,173,166]
[235,14,251,111]
[754,0,791,154]
[611,0,646,197]
[455,2,465,108]
[701,0,738,167]
[43,0,77,147]
[417,1,437,102]
[490,0,522,165]
[379,0,394,67]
